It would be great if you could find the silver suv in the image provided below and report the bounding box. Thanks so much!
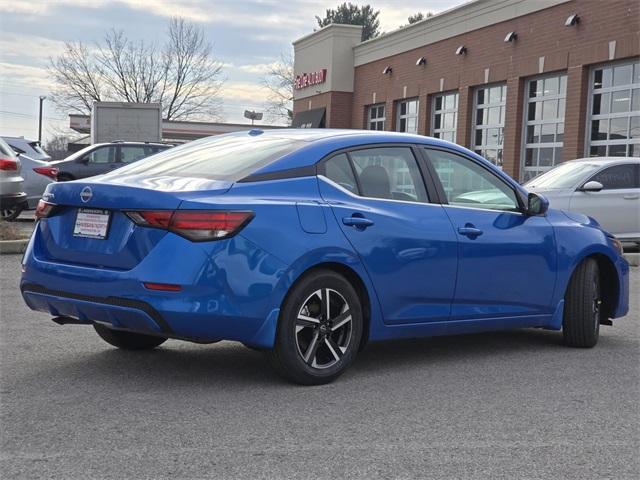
[0,137,27,220]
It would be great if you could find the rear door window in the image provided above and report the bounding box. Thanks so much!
[86,146,116,164]
[120,145,148,164]
[349,147,428,202]
[323,154,358,193]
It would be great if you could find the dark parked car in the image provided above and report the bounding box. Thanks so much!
[53,141,172,181]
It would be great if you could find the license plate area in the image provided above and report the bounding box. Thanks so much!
[73,208,111,239]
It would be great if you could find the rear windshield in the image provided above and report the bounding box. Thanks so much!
[0,137,17,158]
[105,134,303,181]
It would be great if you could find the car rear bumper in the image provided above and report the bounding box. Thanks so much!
[0,192,27,209]
[20,227,290,347]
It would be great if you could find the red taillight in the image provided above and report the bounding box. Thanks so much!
[125,210,254,241]
[143,282,182,292]
[0,157,18,171]
[33,166,59,179]
[35,200,56,219]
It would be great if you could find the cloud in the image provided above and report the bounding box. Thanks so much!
[236,62,280,75]
[221,81,271,104]
[0,33,68,65]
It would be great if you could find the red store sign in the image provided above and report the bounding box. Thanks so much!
[294,69,327,90]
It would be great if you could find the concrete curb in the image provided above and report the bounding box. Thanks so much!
[624,253,640,267]
[0,239,28,255]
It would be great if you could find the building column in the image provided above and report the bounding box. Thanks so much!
[456,86,473,149]
[385,99,396,132]
[420,93,431,136]
[503,76,525,179]
[563,65,590,161]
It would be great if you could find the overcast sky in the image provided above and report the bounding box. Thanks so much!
[0,0,467,143]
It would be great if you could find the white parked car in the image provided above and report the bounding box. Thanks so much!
[525,157,640,244]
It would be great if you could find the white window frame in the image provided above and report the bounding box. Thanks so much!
[431,91,458,143]
[367,104,386,131]
[396,98,419,134]
[586,58,640,158]
[520,73,567,182]
[471,83,507,168]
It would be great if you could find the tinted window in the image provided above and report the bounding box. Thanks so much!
[120,145,148,164]
[86,146,116,164]
[107,135,302,181]
[589,164,640,189]
[349,147,427,202]
[323,154,357,193]
[426,149,519,212]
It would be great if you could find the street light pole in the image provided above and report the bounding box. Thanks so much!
[38,96,46,143]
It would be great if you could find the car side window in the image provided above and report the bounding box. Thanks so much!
[349,147,428,202]
[120,146,148,164]
[425,148,520,212]
[86,146,116,164]
[323,153,358,193]
[587,164,640,190]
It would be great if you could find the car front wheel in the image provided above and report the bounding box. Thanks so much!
[563,258,601,348]
[269,270,363,385]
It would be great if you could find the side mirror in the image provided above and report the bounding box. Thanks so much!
[527,192,549,216]
[580,180,603,192]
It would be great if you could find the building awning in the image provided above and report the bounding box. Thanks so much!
[292,107,326,128]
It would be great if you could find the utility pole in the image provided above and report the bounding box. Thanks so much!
[38,96,46,143]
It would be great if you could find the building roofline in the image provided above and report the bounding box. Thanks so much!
[292,23,362,47]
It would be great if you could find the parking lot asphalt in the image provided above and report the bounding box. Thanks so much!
[1,253,638,480]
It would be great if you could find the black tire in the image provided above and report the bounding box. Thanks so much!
[1,204,24,221]
[563,258,601,348]
[93,323,167,350]
[269,269,363,385]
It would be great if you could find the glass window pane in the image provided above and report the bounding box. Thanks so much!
[591,164,639,189]
[526,125,536,143]
[632,89,640,112]
[591,119,608,141]
[444,94,455,110]
[426,149,518,211]
[489,86,502,103]
[486,128,501,146]
[529,80,540,98]
[630,116,640,139]
[525,148,536,166]
[350,147,427,201]
[556,122,564,142]
[324,154,358,193]
[592,93,610,115]
[554,147,563,162]
[613,64,633,87]
[543,76,559,95]
[590,145,606,157]
[528,102,539,121]
[434,113,442,129]
[559,75,567,94]
[477,89,485,105]
[539,147,554,166]
[435,96,443,110]
[634,62,640,83]
[610,117,629,140]
[400,102,407,116]
[542,100,557,120]
[488,107,500,125]
[540,123,555,143]
[476,108,484,125]
[631,143,640,156]
[611,90,631,113]
[609,144,627,156]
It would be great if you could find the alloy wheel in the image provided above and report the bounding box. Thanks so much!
[294,288,352,369]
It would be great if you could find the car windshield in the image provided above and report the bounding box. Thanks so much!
[106,134,303,181]
[524,162,602,189]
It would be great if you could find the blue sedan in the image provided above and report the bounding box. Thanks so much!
[20,130,630,385]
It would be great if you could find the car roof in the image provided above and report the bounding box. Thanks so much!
[565,157,640,164]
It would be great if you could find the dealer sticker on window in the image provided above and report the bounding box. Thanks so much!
[73,208,111,239]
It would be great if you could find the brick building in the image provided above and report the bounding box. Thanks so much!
[292,0,640,181]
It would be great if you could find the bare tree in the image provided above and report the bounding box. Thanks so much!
[49,17,223,121]
[261,53,294,125]
[50,42,103,114]
[44,134,71,160]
